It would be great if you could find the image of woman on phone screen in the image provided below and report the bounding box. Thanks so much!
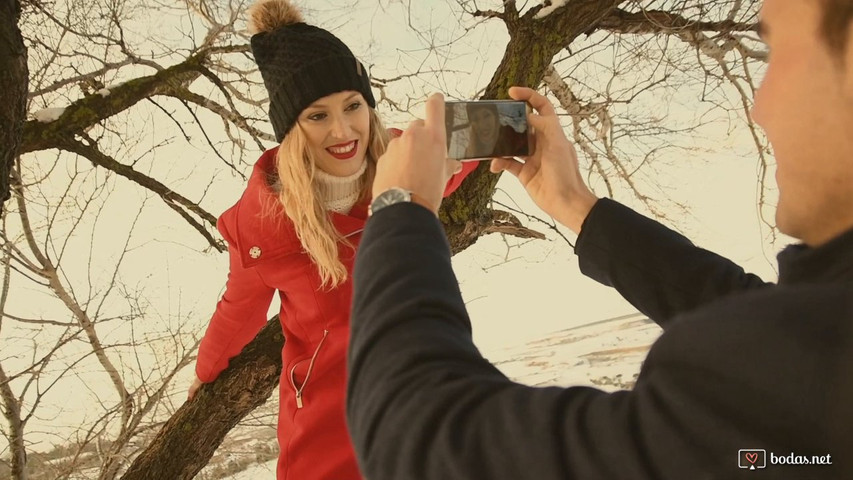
[464,102,529,159]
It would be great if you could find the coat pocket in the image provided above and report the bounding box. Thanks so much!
[288,329,329,409]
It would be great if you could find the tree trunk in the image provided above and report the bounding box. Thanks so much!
[442,0,626,253]
[0,364,27,480]
[0,2,28,477]
[121,318,284,480]
[0,0,27,214]
[122,2,629,478]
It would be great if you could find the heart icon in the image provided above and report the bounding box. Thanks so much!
[745,453,758,464]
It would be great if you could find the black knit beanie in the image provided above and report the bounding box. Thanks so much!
[249,2,376,142]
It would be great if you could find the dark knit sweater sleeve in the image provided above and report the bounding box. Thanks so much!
[576,198,768,328]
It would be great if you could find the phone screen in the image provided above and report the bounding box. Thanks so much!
[445,100,534,161]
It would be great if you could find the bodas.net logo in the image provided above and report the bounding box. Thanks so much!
[738,449,767,470]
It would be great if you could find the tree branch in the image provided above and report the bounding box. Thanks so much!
[21,45,251,155]
[121,317,284,480]
[481,209,545,240]
[29,58,154,99]
[56,138,225,252]
[491,198,575,247]
[167,87,272,147]
[0,362,26,480]
[594,8,758,36]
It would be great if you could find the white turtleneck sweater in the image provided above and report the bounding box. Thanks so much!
[314,160,368,214]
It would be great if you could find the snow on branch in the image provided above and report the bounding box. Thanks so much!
[32,107,66,123]
[534,0,571,20]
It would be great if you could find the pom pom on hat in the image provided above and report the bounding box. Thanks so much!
[248,0,304,35]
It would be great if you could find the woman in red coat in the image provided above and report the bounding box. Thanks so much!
[187,1,475,479]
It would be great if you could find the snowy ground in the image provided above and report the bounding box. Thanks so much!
[222,457,278,480]
[219,311,660,479]
[491,312,659,391]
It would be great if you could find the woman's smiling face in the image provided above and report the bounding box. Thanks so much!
[470,107,499,147]
[297,90,370,177]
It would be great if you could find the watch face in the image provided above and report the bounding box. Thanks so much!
[370,187,411,215]
[384,188,410,204]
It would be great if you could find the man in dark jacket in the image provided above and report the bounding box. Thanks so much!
[347,0,853,478]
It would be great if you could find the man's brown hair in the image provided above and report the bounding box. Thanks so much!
[820,0,853,56]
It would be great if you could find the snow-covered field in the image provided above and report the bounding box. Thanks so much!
[222,458,278,480]
[492,312,658,390]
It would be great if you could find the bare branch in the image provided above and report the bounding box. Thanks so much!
[161,197,226,253]
[594,8,758,36]
[167,88,273,146]
[2,313,75,327]
[491,197,575,247]
[0,362,26,480]
[56,138,224,252]
[482,209,546,240]
[594,8,766,62]
[21,45,251,155]
[0,218,27,480]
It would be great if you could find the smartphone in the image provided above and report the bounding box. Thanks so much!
[445,100,535,161]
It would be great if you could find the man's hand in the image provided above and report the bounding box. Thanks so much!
[490,87,598,234]
[372,93,463,214]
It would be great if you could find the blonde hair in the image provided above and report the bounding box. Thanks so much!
[271,107,389,289]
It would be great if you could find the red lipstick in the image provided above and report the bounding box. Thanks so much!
[326,140,358,160]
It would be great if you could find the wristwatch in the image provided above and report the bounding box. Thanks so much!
[368,187,412,216]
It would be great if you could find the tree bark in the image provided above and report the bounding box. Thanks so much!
[0,363,27,480]
[0,1,28,477]
[19,46,249,155]
[121,318,284,480]
[20,59,203,155]
[0,0,27,214]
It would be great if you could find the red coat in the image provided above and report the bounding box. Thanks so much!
[196,144,477,480]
